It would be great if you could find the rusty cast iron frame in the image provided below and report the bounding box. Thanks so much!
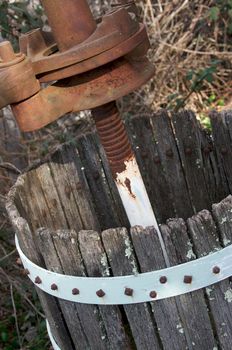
[0,0,162,234]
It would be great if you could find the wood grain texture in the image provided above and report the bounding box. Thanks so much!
[160,219,216,349]
[130,226,188,350]
[78,230,132,350]
[6,190,73,350]
[76,133,129,229]
[126,115,174,223]
[211,111,232,194]
[187,209,232,349]
[151,110,193,219]
[172,110,211,212]
[102,227,160,350]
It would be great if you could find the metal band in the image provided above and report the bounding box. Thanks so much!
[16,235,232,305]
[46,321,61,350]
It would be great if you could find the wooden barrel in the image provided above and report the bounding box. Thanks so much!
[6,109,232,349]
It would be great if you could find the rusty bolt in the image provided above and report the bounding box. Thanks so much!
[203,146,211,155]
[183,275,192,284]
[154,155,161,164]
[72,288,80,295]
[96,289,105,297]
[76,182,83,191]
[166,149,173,158]
[221,147,228,155]
[35,276,42,284]
[141,150,148,159]
[124,287,133,296]
[22,268,30,276]
[51,283,58,291]
[212,266,220,274]
[16,257,23,266]
[185,147,192,156]
[150,291,157,299]
[159,276,167,284]
[93,171,100,180]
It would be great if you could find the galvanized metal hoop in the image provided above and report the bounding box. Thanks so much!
[15,235,232,305]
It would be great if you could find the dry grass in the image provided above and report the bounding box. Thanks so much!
[131,0,232,115]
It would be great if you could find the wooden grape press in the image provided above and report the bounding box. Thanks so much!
[1,1,232,349]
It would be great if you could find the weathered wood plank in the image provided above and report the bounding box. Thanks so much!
[187,209,232,349]
[102,227,160,350]
[78,230,132,350]
[37,229,89,350]
[199,124,228,202]
[51,229,111,350]
[210,111,232,194]
[6,188,73,350]
[126,115,175,223]
[76,133,129,229]
[130,226,188,350]
[92,133,129,228]
[151,110,193,219]
[49,144,100,231]
[160,219,216,349]
[212,195,232,247]
[38,229,107,349]
[172,110,211,212]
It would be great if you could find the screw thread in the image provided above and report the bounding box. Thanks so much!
[92,102,133,176]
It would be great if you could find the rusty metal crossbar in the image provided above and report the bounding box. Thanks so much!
[0,0,163,236]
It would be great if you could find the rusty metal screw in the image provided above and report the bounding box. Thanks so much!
[203,146,211,155]
[124,287,133,296]
[183,275,192,284]
[16,257,23,266]
[154,155,161,164]
[141,150,148,159]
[212,266,220,274]
[185,147,192,156]
[92,102,133,176]
[150,291,157,299]
[22,268,30,276]
[221,147,228,155]
[166,149,173,158]
[51,283,58,291]
[159,276,167,284]
[35,276,42,284]
[72,288,80,295]
[93,171,100,180]
[96,289,105,297]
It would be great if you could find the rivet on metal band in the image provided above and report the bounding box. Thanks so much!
[15,235,232,305]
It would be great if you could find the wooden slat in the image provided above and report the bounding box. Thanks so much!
[49,144,100,231]
[102,227,160,350]
[187,209,232,349]
[130,226,189,350]
[199,124,228,202]
[210,111,232,193]
[160,219,216,349]
[172,110,211,212]
[151,110,193,219]
[76,133,129,229]
[126,115,174,222]
[6,193,73,350]
[93,133,129,227]
[37,228,109,350]
[78,230,132,350]
[212,195,232,247]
